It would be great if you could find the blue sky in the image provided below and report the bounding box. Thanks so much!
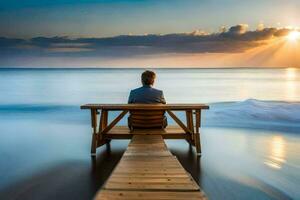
[0,0,299,67]
[1,0,299,38]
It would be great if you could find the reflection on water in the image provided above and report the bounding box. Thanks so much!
[0,120,299,200]
[169,128,299,200]
[285,68,297,81]
[285,68,298,100]
[264,136,286,169]
[285,80,297,100]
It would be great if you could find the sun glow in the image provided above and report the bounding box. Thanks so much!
[264,136,286,169]
[287,30,300,41]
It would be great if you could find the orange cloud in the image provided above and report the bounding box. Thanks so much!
[0,25,299,67]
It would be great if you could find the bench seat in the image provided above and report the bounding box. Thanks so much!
[103,125,189,139]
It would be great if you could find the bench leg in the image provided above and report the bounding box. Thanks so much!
[185,133,194,146]
[185,138,192,145]
[91,133,97,155]
[194,110,202,156]
[195,132,201,156]
[91,109,98,156]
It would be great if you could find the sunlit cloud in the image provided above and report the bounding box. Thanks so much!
[47,47,93,53]
[287,30,300,41]
[0,24,300,67]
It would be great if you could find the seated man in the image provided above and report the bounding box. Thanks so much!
[128,70,167,129]
[128,70,166,104]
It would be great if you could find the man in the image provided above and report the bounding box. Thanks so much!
[128,70,167,129]
[128,70,166,104]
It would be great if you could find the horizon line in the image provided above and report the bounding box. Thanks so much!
[0,66,298,70]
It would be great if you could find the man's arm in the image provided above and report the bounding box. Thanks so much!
[160,91,166,104]
[128,90,134,104]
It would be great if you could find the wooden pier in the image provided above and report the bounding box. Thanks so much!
[94,135,207,200]
[80,104,209,156]
[81,104,209,199]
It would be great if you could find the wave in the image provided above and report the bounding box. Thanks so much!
[0,104,85,124]
[0,99,300,132]
[0,104,78,112]
[205,99,300,132]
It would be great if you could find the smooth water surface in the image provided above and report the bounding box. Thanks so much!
[0,68,300,105]
[0,68,299,200]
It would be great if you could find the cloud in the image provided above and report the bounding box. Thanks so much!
[0,24,297,67]
[273,28,290,37]
[0,37,24,47]
[228,24,249,35]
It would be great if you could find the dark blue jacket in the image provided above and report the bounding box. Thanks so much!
[128,85,166,104]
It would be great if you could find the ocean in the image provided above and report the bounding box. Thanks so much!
[0,68,299,200]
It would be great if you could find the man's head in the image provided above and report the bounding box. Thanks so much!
[141,70,156,86]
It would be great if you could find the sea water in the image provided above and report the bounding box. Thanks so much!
[0,68,299,200]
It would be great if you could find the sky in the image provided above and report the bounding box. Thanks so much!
[0,0,300,67]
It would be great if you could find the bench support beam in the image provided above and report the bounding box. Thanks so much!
[195,110,202,155]
[84,104,209,156]
[91,109,98,155]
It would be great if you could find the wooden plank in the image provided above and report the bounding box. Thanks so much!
[167,110,191,134]
[111,173,189,178]
[81,103,209,110]
[186,110,194,144]
[123,152,172,157]
[106,177,195,184]
[124,135,172,156]
[98,110,107,142]
[103,126,190,139]
[83,104,209,154]
[195,110,202,155]
[96,190,206,200]
[107,126,184,135]
[101,110,128,134]
[90,109,98,154]
[104,182,199,190]
[94,134,207,200]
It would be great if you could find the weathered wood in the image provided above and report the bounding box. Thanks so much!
[98,110,109,143]
[186,110,195,145]
[103,110,108,127]
[95,135,206,200]
[103,110,111,143]
[82,104,209,155]
[101,110,128,134]
[96,139,107,148]
[91,109,98,154]
[81,104,209,110]
[103,126,190,140]
[98,110,105,141]
[167,110,191,134]
[99,110,108,131]
[91,134,97,155]
[130,110,165,116]
[96,190,206,200]
[195,110,202,155]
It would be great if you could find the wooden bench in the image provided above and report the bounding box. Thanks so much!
[94,135,207,200]
[80,104,209,156]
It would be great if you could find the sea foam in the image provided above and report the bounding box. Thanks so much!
[0,99,299,132]
[205,99,300,132]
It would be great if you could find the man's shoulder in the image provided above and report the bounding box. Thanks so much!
[151,88,163,94]
[131,86,163,94]
[131,86,144,93]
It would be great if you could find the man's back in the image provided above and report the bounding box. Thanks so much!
[127,70,167,129]
[128,85,166,104]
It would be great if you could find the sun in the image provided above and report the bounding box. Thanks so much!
[287,30,300,41]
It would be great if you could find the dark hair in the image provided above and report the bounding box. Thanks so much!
[141,70,156,86]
